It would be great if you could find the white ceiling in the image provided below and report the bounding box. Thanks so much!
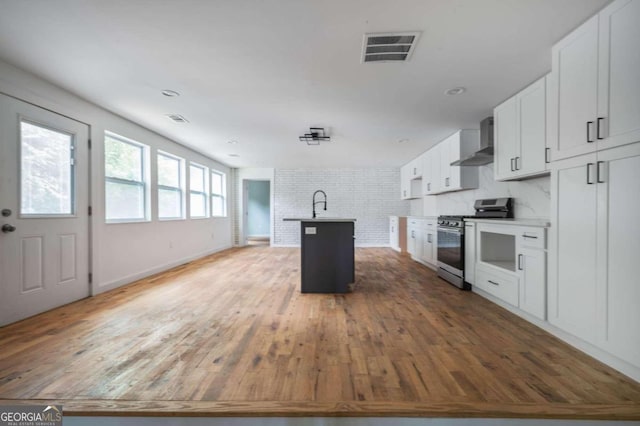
[0,0,610,168]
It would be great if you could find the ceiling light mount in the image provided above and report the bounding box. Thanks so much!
[161,89,180,97]
[445,87,466,96]
[299,127,331,145]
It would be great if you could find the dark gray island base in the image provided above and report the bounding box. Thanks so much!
[283,218,356,293]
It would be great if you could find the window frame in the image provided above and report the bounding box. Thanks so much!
[189,162,209,219]
[210,169,227,218]
[157,150,185,221]
[104,131,149,224]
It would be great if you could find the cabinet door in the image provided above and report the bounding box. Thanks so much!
[400,164,410,199]
[414,227,424,260]
[422,150,432,194]
[494,96,518,180]
[549,153,598,343]
[464,223,476,285]
[598,0,640,151]
[439,138,451,190]
[518,247,546,320]
[551,15,599,161]
[518,78,547,176]
[407,226,416,255]
[411,156,422,179]
[389,217,398,250]
[596,143,640,367]
[447,133,461,190]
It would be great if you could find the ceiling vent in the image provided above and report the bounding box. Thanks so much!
[165,114,189,123]
[362,32,420,63]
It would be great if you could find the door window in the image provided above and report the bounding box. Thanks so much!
[20,120,74,216]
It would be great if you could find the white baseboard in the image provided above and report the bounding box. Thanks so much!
[93,245,233,296]
[472,286,640,383]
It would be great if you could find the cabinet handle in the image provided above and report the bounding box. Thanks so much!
[510,158,515,171]
[391,226,394,232]
[413,167,417,175]
[522,234,538,239]
[488,280,499,286]
[597,117,605,140]
[545,148,551,164]
[587,121,595,143]
[427,234,432,243]
[516,156,521,170]
[411,230,415,238]
[518,254,523,271]
[597,161,605,183]
[587,163,595,184]
[445,177,450,187]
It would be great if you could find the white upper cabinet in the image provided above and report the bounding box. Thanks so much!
[422,149,439,195]
[400,160,422,200]
[597,0,640,150]
[549,0,640,162]
[495,77,548,181]
[494,96,519,180]
[436,130,479,193]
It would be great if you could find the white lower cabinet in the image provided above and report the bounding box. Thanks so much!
[518,246,546,320]
[464,222,476,285]
[471,221,547,320]
[421,219,437,266]
[407,218,424,260]
[550,142,640,368]
[475,265,519,307]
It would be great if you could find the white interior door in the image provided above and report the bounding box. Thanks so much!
[0,94,90,326]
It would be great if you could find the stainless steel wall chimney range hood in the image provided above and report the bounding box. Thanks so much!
[451,117,494,166]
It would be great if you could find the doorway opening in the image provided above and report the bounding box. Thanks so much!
[243,179,271,246]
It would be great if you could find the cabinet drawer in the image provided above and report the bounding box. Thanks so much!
[475,266,519,307]
[518,227,545,249]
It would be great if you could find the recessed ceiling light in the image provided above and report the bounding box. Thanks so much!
[228,154,240,157]
[227,140,238,144]
[162,89,180,97]
[445,87,466,96]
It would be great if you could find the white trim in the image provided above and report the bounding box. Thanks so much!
[93,244,232,296]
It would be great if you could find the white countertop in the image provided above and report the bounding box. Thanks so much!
[464,218,550,227]
[283,218,357,222]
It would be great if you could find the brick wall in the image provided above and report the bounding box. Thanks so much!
[274,168,409,246]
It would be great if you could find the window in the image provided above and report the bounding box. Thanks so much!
[157,151,184,220]
[211,170,226,217]
[21,120,75,216]
[104,132,148,222]
[189,163,208,218]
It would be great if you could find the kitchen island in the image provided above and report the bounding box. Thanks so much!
[283,218,356,293]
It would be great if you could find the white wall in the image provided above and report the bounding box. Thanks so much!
[0,59,233,295]
[273,168,409,246]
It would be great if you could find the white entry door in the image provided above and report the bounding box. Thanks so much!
[0,94,90,326]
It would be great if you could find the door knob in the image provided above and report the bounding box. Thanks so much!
[2,224,16,233]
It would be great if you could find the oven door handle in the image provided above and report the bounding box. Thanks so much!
[438,227,463,234]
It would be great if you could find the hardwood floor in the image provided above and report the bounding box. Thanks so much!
[1,246,639,419]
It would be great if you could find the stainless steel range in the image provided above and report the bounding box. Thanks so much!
[437,198,513,290]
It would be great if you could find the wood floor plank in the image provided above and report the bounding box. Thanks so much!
[0,246,639,419]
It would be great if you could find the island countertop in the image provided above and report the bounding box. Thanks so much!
[283,218,357,222]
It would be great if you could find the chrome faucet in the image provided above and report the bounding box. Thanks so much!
[312,190,327,218]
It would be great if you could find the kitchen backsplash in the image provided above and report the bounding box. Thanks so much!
[426,163,550,218]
